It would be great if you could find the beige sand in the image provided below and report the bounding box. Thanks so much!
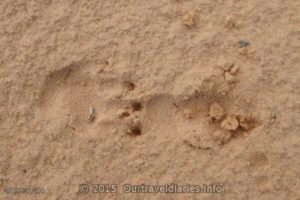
[0,0,300,199]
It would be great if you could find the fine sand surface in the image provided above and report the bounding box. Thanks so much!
[0,1,300,200]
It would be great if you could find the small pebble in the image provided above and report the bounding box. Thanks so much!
[88,107,95,122]
[239,39,250,48]
[221,116,239,131]
[183,11,197,28]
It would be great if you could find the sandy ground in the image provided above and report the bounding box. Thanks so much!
[0,0,300,199]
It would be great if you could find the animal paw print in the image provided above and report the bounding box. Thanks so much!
[117,99,144,137]
[117,100,143,119]
[208,102,260,146]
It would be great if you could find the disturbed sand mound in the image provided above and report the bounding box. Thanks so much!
[37,59,260,149]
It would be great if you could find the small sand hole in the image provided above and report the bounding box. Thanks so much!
[131,100,142,111]
[126,120,142,136]
[118,109,130,119]
[127,126,142,136]
[124,81,135,91]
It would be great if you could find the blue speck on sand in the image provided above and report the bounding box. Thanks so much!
[239,39,250,47]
